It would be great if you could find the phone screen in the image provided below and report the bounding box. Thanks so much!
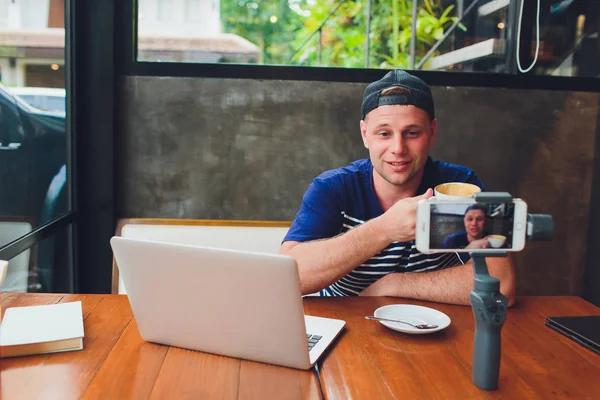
[429,202,516,250]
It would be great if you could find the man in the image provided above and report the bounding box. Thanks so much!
[442,203,491,262]
[279,70,515,306]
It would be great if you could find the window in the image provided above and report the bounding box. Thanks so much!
[0,0,71,293]
[1,227,72,293]
[136,0,600,78]
[9,88,66,113]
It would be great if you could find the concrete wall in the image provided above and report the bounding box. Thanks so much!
[116,76,599,297]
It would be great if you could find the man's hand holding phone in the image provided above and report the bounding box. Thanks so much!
[379,189,434,243]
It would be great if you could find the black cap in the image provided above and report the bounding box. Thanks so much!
[360,70,435,120]
[466,203,486,214]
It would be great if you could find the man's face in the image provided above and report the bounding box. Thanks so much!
[464,209,486,239]
[360,105,437,187]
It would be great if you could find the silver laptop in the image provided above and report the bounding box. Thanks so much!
[110,236,345,370]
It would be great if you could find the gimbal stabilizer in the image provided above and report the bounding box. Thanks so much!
[469,192,554,391]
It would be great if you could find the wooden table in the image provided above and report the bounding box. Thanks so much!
[1,293,321,399]
[305,296,600,400]
[1,294,599,399]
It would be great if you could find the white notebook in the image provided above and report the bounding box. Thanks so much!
[0,301,85,358]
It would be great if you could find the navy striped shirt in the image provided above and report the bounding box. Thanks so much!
[284,157,483,296]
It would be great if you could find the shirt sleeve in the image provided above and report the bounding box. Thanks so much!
[283,177,344,243]
[442,235,455,249]
[442,232,468,249]
[465,170,485,191]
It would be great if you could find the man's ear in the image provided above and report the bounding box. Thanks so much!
[360,119,369,149]
[429,118,438,148]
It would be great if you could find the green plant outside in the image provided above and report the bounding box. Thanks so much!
[220,0,463,69]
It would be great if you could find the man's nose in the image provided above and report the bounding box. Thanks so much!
[391,135,407,154]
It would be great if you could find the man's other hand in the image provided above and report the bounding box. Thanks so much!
[466,238,490,249]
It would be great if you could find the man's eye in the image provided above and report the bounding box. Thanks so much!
[406,131,420,137]
[377,131,390,137]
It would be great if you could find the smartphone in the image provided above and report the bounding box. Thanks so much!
[415,198,528,253]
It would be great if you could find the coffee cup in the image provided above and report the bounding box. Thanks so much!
[486,235,506,248]
[434,182,481,200]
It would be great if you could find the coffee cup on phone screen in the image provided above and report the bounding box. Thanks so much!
[486,235,506,248]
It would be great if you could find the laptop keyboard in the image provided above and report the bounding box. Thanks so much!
[307,334,322,351]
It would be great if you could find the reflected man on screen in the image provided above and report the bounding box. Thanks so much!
[442,203,490,253]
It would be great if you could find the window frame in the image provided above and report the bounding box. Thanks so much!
[122,0,600,92]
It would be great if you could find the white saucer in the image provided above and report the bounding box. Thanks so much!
[373,304,451,335]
